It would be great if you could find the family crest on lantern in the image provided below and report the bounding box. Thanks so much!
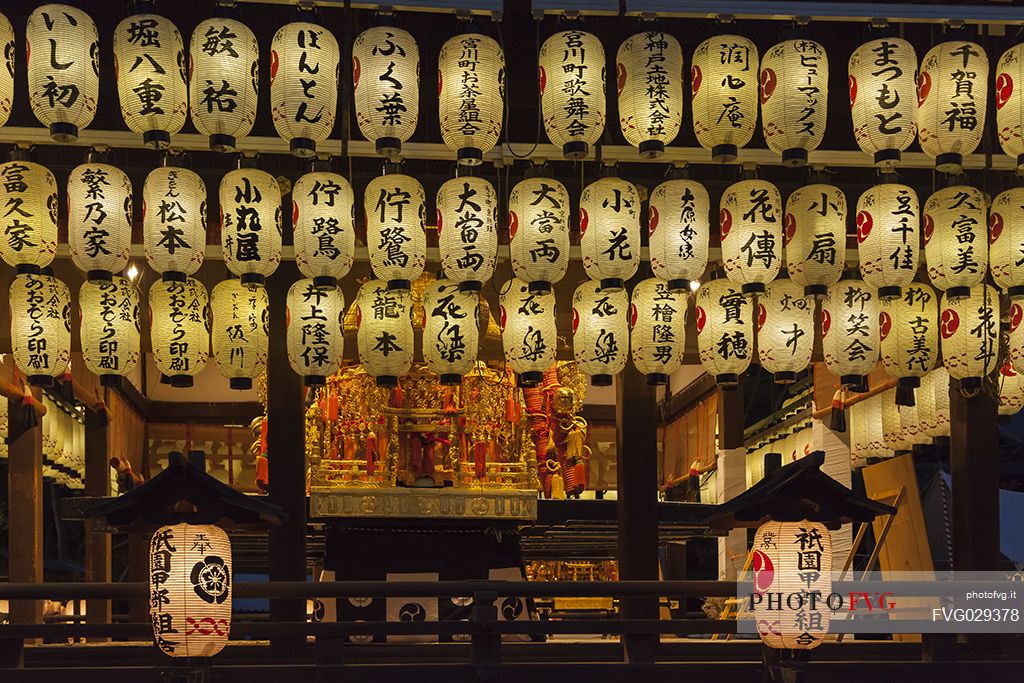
[0,13,13,128]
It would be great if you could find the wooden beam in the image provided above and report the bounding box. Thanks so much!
[145,401,263,425]
[84,403,112,636]
[7,395,43,626]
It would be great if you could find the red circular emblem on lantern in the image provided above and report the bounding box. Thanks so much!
[719,208,732,239]
[436,209,443,235]
[629,303,638,329]
[917,71,931,106]
[270,50,279,85]
[695,306,706,333]
[879,310,892,340]
[1011,303,1023,332]
[538,66,546,95]
[498,305,506,330]
[940,308,959,339]
[648,205,659,236]
[571,308,580,334]
[1002,361,1018,378]
[751,550,775,593]
[579,207,589,235]
[353,55,360,88]
[437,68,443,96]
[783,213,796,246]
[616,62,627,97]
[997,73,1013,110]
[759,67,777,104]
[848,74,857,108]
[292,200,299,226]
[990,212,1004,244]
[508,210,519,239]
[923,213,934,245]
[757,303,767,331]
[856,211,872,243]
[690,65,702,98]
[821,308,831,336]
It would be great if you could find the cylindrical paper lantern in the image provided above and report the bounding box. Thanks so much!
[10,273,71,385]
[757,278,813,383]
[784,183,846,297]
[365,173,426,290]
[143,166,207,279]
[919,367,951,438]
[270,21,340,157]
[917,40,988,173]
[422,279,479,384]
[538,29,606,160]
[617,31,683,158]
[150,277,209,387]
[988,187,1024,299]
[691,35,759,162]
[882,389,912,451]
[211,279,268,390]
[0,160,58,272]
[695,278,752,387]
[439,31,503,164]
[940,284,1000,391]
[648,179,710,291]
[856,184,919,298]
[999,361,1024,416]
[68,162,132,280]
[286,279,343,386]
[923,185,986,298]
[579,177,640,290]
[1010,301,1024,375]
[572,280,628,386]
[189,16,259,152]
[848,37,918,168]
[721,179,782,293]
[630,277,686,384]
[220,168,282,284]
[821,279,879,387]
[292,171,355,288]
[79,276,140,384]
[0,13,14,127]
[996,44,1024,170]
[499,278,556,386]
[353,26,419,159]
[437,176,498,291]
[760,39,828,165]
[355,282,412,387]
[879,282,938,404]
[508,175,570,294]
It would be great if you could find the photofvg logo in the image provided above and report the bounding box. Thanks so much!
[747,589,896,613]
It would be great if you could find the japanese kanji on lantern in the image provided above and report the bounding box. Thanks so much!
[189,15,259,152]
[149,524,231,658]
[143,166,207,280]
[0,160,58,272]
[848,37,918,168]
[579,177,640,290]
[150,277,210,387]
[988,187,1024,299]
[499,278,557,386]
[695,277,752,388]
[538,29,606,160]
[26,4,99,141]
[760,39,828,166]
[438,30,503,165]
[356,282,413,387]
[422,279,479,384]
[0,12,13,128]
[996,44,1024,170]
[211,278,268,390]
[856,183,919,298]
[10,273,71,386]
[220,168,282,285]
[880,282,938,405]
[286,279,344,386]
[79,276,140,385]
[365,173,426,290]
[292,171,355,288]
[917,40,988,173]
[113,12,187,149]
[617,31,683,158]
[352,25,419,159]
[648,178,709,292]
[998,361,1024,416]
[757,277,813,384]
[940,284,1000,392]
[822,279,879,387]
[784,183,846,297]
[68,162,132,280]
[630,278,686,385]
[720,179,782,294]
[572,281,628,386]
[437,176,498,291]
[508,174,570,294]
[691,35,759,163]
[923,185,987,299]
[271,19,340,157]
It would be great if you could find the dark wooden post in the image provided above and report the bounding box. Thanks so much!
[716,382,748,580]
[7,395,43,626]
[84,402,112,634]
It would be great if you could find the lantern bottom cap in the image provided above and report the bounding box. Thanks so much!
[49,122,78,143]
[874,149,901,167]
[313,276,338,288]
[646,372,668,386]
[162,272,187,283]
[99,375,122,388]
[935,153,963,174]
[840,374,867,391]
[741,282,766,294]
[240,273,266,286]
[959,377,982,392]
[804,284,828,297]
[458,280,482,292]
[304,376,326,387]
[457,147,484,165]
[231,377,254,390]
[638,140,664,159]
[27,375,55,387]
[87,270,113,282]
[169,375,194,388]
[290,138,317,158]
[209,134,237,153]
[15,264,43,275]
[439,373,462,385]
[143,130,171,149]
[563,141,589,160]
[599,278,625,291]
[895,378,917,406]
[517,371,543,387]
[528,281,552,294]
[1009,285,1024,299]
[711,144,738,163]
[387,279,411,291]
[773,371,797,384]
[590,374,613,387]
[877,285,902,299]
[667,279,690,293]
[375,375,399,388]
[376,137,403,159]
[716,373,739,388]
[945,286,971,299]
[782,148,808,166]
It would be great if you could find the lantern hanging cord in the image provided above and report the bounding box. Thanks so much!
[496,18,542,160]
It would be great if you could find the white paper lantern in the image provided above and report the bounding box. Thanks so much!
[352,26,419,159]
[987,187,1024,299]
[286,279,343,386]
[879,282,938,405]
[1010,301,1024,375]
[760,39,828,165]
[189,16,259,152]
[437,176,498,291]
[856,184,919,298]
[940,284,1000,391]
[538,29,606,160]
[508,175,570,294]
[784,183,846,297]
[292,171,355,288]
[848,37,918,168]
[721,179,782,293]
[630,278,685,384]
[691,35,759,163]
[219,168,281,284]
[150,277,209,387]
[0,12,14,127]
[923,185,986,298]
[617,31,683,158]
[79,277,140,384]
[149,523,231,658]
[211,279,268,390]
[68,163,132,280]
[821,279,879,387]
[917,41,988,173]
[695,278,752,387]
[355,282,412,387]
[579,177,640,290]
[10,273,71,385]
[26,4,99,141]
[998,361,1024,416]
[882,389,912,451]
[0,160,58,271]
[270,21,339,157]
[995,44,1024,170]
[439,31,503,165]
[851,394,892,462]
[919,367,951,438]
[499,278,556,386]
[365,173,426,290]
[571,280,628,386]
[422,279,479,384]
[143,166,207,279]
[648,179,710,291]
[898,393,931,446]
[757,278,813,383]
[113,13,187,149]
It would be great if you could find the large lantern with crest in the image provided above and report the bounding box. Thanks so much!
[538,29,605,160]
[784,183,846,297]
[0,160,58,272]
[270,20,339,157]
[150,277,209,387]
[356,282,413,387]
[439,30,503,164]
[580,177,640,290]
[616,31,683,158]
[940,284,1000,391]
[923,185,986,299]
[879,282,938,405]
[917,40,988,173]
[720,179,782,294]
[996,44,1024,170]
[499,278,556,387]
[572,281,628,386]
[211,279,268,390]
[856,183,919,298]
[189,16,259,152]
[286,279,343,386]
[757,277,813,383]
[822,279,879,388]
[10,273,71,386]
[508,175,570,294]
[437,176,498,291]
[760,39,828,166]
[292,171,355,288]
[143,166,207,280]
[988,187,1024,299]
[80,277,140,385]
[691,35,759,163]
[695,277,752,388]
[353,25,419,159]
[648,179,709,291]
[365,173,426,290]
[220,168,282,284]
[68,163,132,280]
[422,279,479,384]
[0,13,12,127]
[630,278,686,384]
[848,37,918,168]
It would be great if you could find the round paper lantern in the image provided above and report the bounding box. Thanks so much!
[917,40,988,173]
[630,278,686,385]
[572,280,628,386]
[695,278,752,387]
[760,39,828,165]
[0,160,58,272]
[784,183,846,297]
[113,13,187,149]
[188,16,259,152]
[219,168,282,284]
[149,523,231,658]
[352,25,419,159]
[720,179,782,294]
[79,277,140,385]
[821,279,879,387]
[996,44,1024,170]
[691,35,759,162]
[848,37,918,168]
[999,361,1024,416]
[757,278,813,383]
[988,187,1024,299]
[1010,301,1024,375]
[918,367,950,438]
[882,389,912,451]
[270,20,339,157]
[0,12,14,127]
[856,184,919,298]
[365,173,426,290]
[292,171,355,288]
[648,179,710,291]
[437,176,498,291]
[211,279,268,390]
[940,284,1000,391]
[286,279,343,386]
[750,520,832,650]
[538,29,606,160]
[579,177,640,290]
[143,166,207,280]
[422,279,479,384]
[617,31,683,158]
[26,4,99,141]
[508,175,570,294]
[355,282,412,387]
[879,282,938,404]
[10,273,71,386]
[923,185,986,299]
[150,277,209,387]
[438,31,503,165]
[499,278,556,386]
[68,163,132,280]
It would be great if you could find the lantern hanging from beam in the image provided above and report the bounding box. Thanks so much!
[220,168,282,285]
[917,40,988,173]
[879,282,938,405]
[538,29,606,160]
[353,25,419,159]
[437,176,498,291]
[784,183,846,298]
[856,183,919,299]
[630,278,686,385]
[572,280,628,386]
[211,278,268,390]
[286,279,343,387]
[422,279,479,385]
[499,278,556,387]
[68,162,132,280]
[365,173,426,290]
[923,185,987,299]
[143,166,207,280]
[150,277,209,388]
[760,38,828,166]
[996,44,1024,171]
[648,179,710,292]
[438,30,503,165]
[292,171,355,288]
[940,284,1000,392]
[918,366,951,438]
[881,389,912,451]
[616,30,684,158]
[720,179,782,294]
[822,279,879,388]
[0,160,58,272]
[999,361,1024,416]
[0,12,14,127]
[579,177,640,290]
[691,35,759,163]
[79,276,140,385]
[848,37,918,169]
[988,187,1024,299]
[695,277,752,388]
[757,277,813,384]
[356,282,413,387]
[188,16,259,152]
[508,175,570,294]
[270,20,340,157]
[10,273,71,386]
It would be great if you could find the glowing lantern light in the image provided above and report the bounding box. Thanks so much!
[292,171,355,288]
[270,20,339,157]
[988,187,1024,299]
[79,277,140,385]
[996,44,1024,170]
[143,166,207,280]
[822,279,879,387]
[211,279,268,390]
[856,183,919,299]
[879,282,938,405]
[0,13,14,127]
[999,361,1024,416]
[286,279,343,386]
[353,25,419,159]
[616,30,683,158]
[439,30,503,164]
[0,160,58,272]
[923,185,986,299]
[648,178,709,291]
[68,163,132,280]
[919,367,951,438]
[848,37,918,168]
[691,35,759,163]
[757,277,813,383]
[355,282,412,387]
[784,183,846,297]
[760,39,828,166]
[499,278,556,386]
[695,278,752,388]
[1010,302,1024,375]
[189,16,259,152]
[539,29,606,160]
[437,176,498,291]
[917,41,988,173]
[579,177,640,290]
[940,284,1000,391]
[882,389,912,451]
[10,273,71,386]
[365,173,426,290]
[150,277,209,387]
[219,168,281,285]
[572,281,628,386]
[720,179,782,294]
[630,278,686,385]
[422,279,479,384]
[508,175,570,294]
